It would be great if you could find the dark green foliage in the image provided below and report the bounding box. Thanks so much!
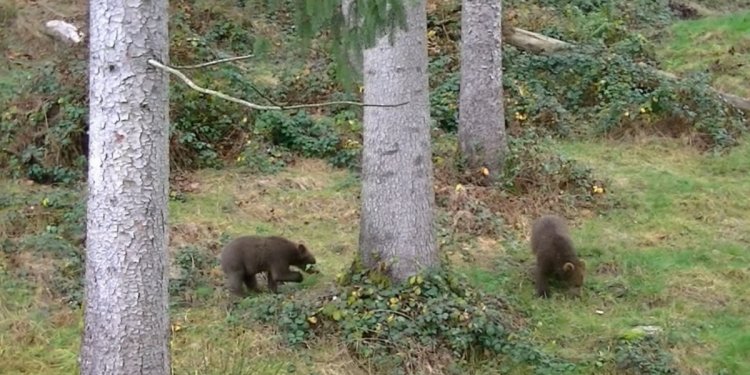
[236,142,289,174]
[253,110,361,170]
[170,86,250,169]
[256,111,339,157]
[2,0,372,179]
[503,45,745,150]
[0,61,87,185]
[615,335,679,375]
[429,56,460,132]
[240,259,576,374]
[169,245,218,306]
[294,0,407,87]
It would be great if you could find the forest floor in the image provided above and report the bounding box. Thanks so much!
[2,136,750,374]
[1,0,750,374]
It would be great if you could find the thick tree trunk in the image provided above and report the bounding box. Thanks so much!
[458,0,507,182]
[81,0,171,374]
[359,0,438,281]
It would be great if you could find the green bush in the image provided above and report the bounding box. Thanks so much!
[502,130,600,198]
[240,259,576,374]
[253,109,361,170]
[0,61,87,185]
[614,335,679,375]
[429,56,460,132]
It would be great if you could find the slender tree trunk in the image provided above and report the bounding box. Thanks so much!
[458,0,507,183]
[81,0,171,373]
[359,0,438,282]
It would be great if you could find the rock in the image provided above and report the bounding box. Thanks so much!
[621,325,663,341]
[44,20,83,45]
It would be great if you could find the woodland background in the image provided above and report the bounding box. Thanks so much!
[0,0,749,373]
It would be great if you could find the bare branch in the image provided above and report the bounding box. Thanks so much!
[195,51,282,107]
[171,54,256,69]
[147,59,408,110]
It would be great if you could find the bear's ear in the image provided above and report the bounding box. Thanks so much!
[563,262,575,272]
[298,244,308,254]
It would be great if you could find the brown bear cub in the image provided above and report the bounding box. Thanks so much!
[220,235,317,296]
[530,215,586,298]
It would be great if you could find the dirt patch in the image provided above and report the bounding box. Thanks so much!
[603,116,716,152]
[170,222,223,253]
[670,341,719,375]
[636,231,672,247]
[5,251,57,288]
[446,235,504,269]
[596,261,622,276]
[668,1,701,19]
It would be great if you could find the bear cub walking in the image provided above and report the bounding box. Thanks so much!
[530,215,586,298]
[220,235,317,296]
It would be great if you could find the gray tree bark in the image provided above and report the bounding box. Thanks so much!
[81,0,171,373]
[359,0,438,281]
[458,0,507,183]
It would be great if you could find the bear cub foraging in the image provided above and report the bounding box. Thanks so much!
[220,235,318,296]
[530,215,586,298]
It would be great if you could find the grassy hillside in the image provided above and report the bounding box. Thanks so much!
[1,0,750,374]
[657,10,750,98]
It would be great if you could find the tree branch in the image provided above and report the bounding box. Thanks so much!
[148,59,408,110]
[171,54,255,69]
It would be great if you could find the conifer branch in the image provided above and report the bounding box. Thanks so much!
[148,59,408,110]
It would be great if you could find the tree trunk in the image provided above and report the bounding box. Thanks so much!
[458,0,507,183]
[81,0,171,373]
[359,0,438,282]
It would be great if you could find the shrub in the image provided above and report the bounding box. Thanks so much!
[252,109,361,170]
[0,61,88,185]
[614,335,679,375]
[238,259,576,374]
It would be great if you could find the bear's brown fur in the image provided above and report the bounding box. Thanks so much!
[220,235,317,296]
[530,215,586,298]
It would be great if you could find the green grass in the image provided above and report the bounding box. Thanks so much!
[459,137,750,374]
[2,138,750,373]
[0,265,81,374]
[658,10,750,97]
